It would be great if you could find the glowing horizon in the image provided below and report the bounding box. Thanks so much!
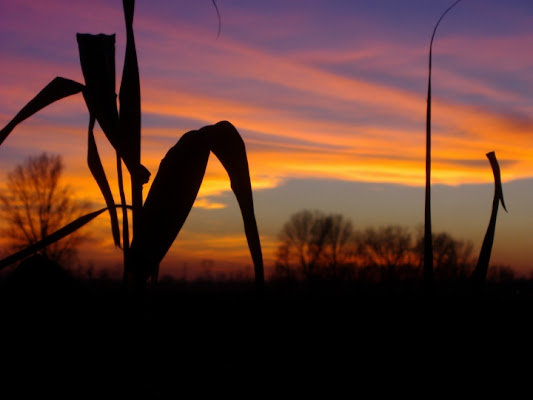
[1,0,532,277]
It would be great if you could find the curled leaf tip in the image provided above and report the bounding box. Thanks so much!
[135,164,151,185]
[486,151,507,213]
[0,77,84,146]
[500,192,508,213]
[212,0,222,38]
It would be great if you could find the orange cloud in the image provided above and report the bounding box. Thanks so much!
[159,229,279,278]
[1,1,532,277]
[3,1,531,191]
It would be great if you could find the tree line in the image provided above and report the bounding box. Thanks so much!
[274,209,479,282]
[0,154,514,284]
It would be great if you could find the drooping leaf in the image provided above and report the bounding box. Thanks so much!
[130,122,264,289]
[76,33,150,185]
[0,77,84,146]
[199,121,264,290]
[0,207,110,270]
[472,151,507,286]
[87,114,121,247]
[130,129,210,280]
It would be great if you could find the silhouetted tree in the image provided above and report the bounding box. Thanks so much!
[322,213,354,278]
[355,225,414,269]
[487,265,515,283]
[275,210,354,280]
[0,1,264,297]
[0,153,89,266]
[273,243,295,282]
[414,231,474,280]
[277,211,478,285]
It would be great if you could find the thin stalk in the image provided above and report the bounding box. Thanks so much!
[131,175,144,279]
[117,154,130,284]
[472,151,507,290]
[424,0,463,288]
[121,0,146,292]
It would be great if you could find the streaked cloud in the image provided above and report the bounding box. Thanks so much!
[0,0,531,275]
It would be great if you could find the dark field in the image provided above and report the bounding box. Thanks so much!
[1,258,532,397]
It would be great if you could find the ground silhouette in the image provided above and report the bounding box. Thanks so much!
[1,254,532,396]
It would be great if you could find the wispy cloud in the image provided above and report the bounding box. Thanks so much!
[1,1,532,273]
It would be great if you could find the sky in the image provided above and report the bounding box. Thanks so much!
[0,0,532,279]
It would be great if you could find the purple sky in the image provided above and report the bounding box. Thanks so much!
[0,0,532,278]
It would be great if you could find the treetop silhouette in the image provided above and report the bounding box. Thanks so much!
[0,153,89,267]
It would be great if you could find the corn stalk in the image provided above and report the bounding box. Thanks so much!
[0,0,264,296]
[424,0,463,289]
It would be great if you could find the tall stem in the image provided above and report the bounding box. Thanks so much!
[472,151,506,289]
[131,176,143,259]
[424,48,433,285]
[120,0,146,291]
[117,154,130,284]
[424,0,462,289]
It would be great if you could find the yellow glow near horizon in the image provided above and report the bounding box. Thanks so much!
[1,0,532,278]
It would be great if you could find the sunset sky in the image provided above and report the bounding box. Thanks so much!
[0,0,532,279]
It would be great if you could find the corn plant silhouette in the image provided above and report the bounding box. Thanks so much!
[0,0,264,295]
[424,0,463,289]
[472,151,507,288]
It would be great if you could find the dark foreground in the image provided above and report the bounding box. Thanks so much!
[1,258,532,397]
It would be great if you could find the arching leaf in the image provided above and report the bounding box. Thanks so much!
[199,121,264,290]
[0,77,84,146]
[130,129,210,280]
[131,122,264,288]
[87,114,121,248]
